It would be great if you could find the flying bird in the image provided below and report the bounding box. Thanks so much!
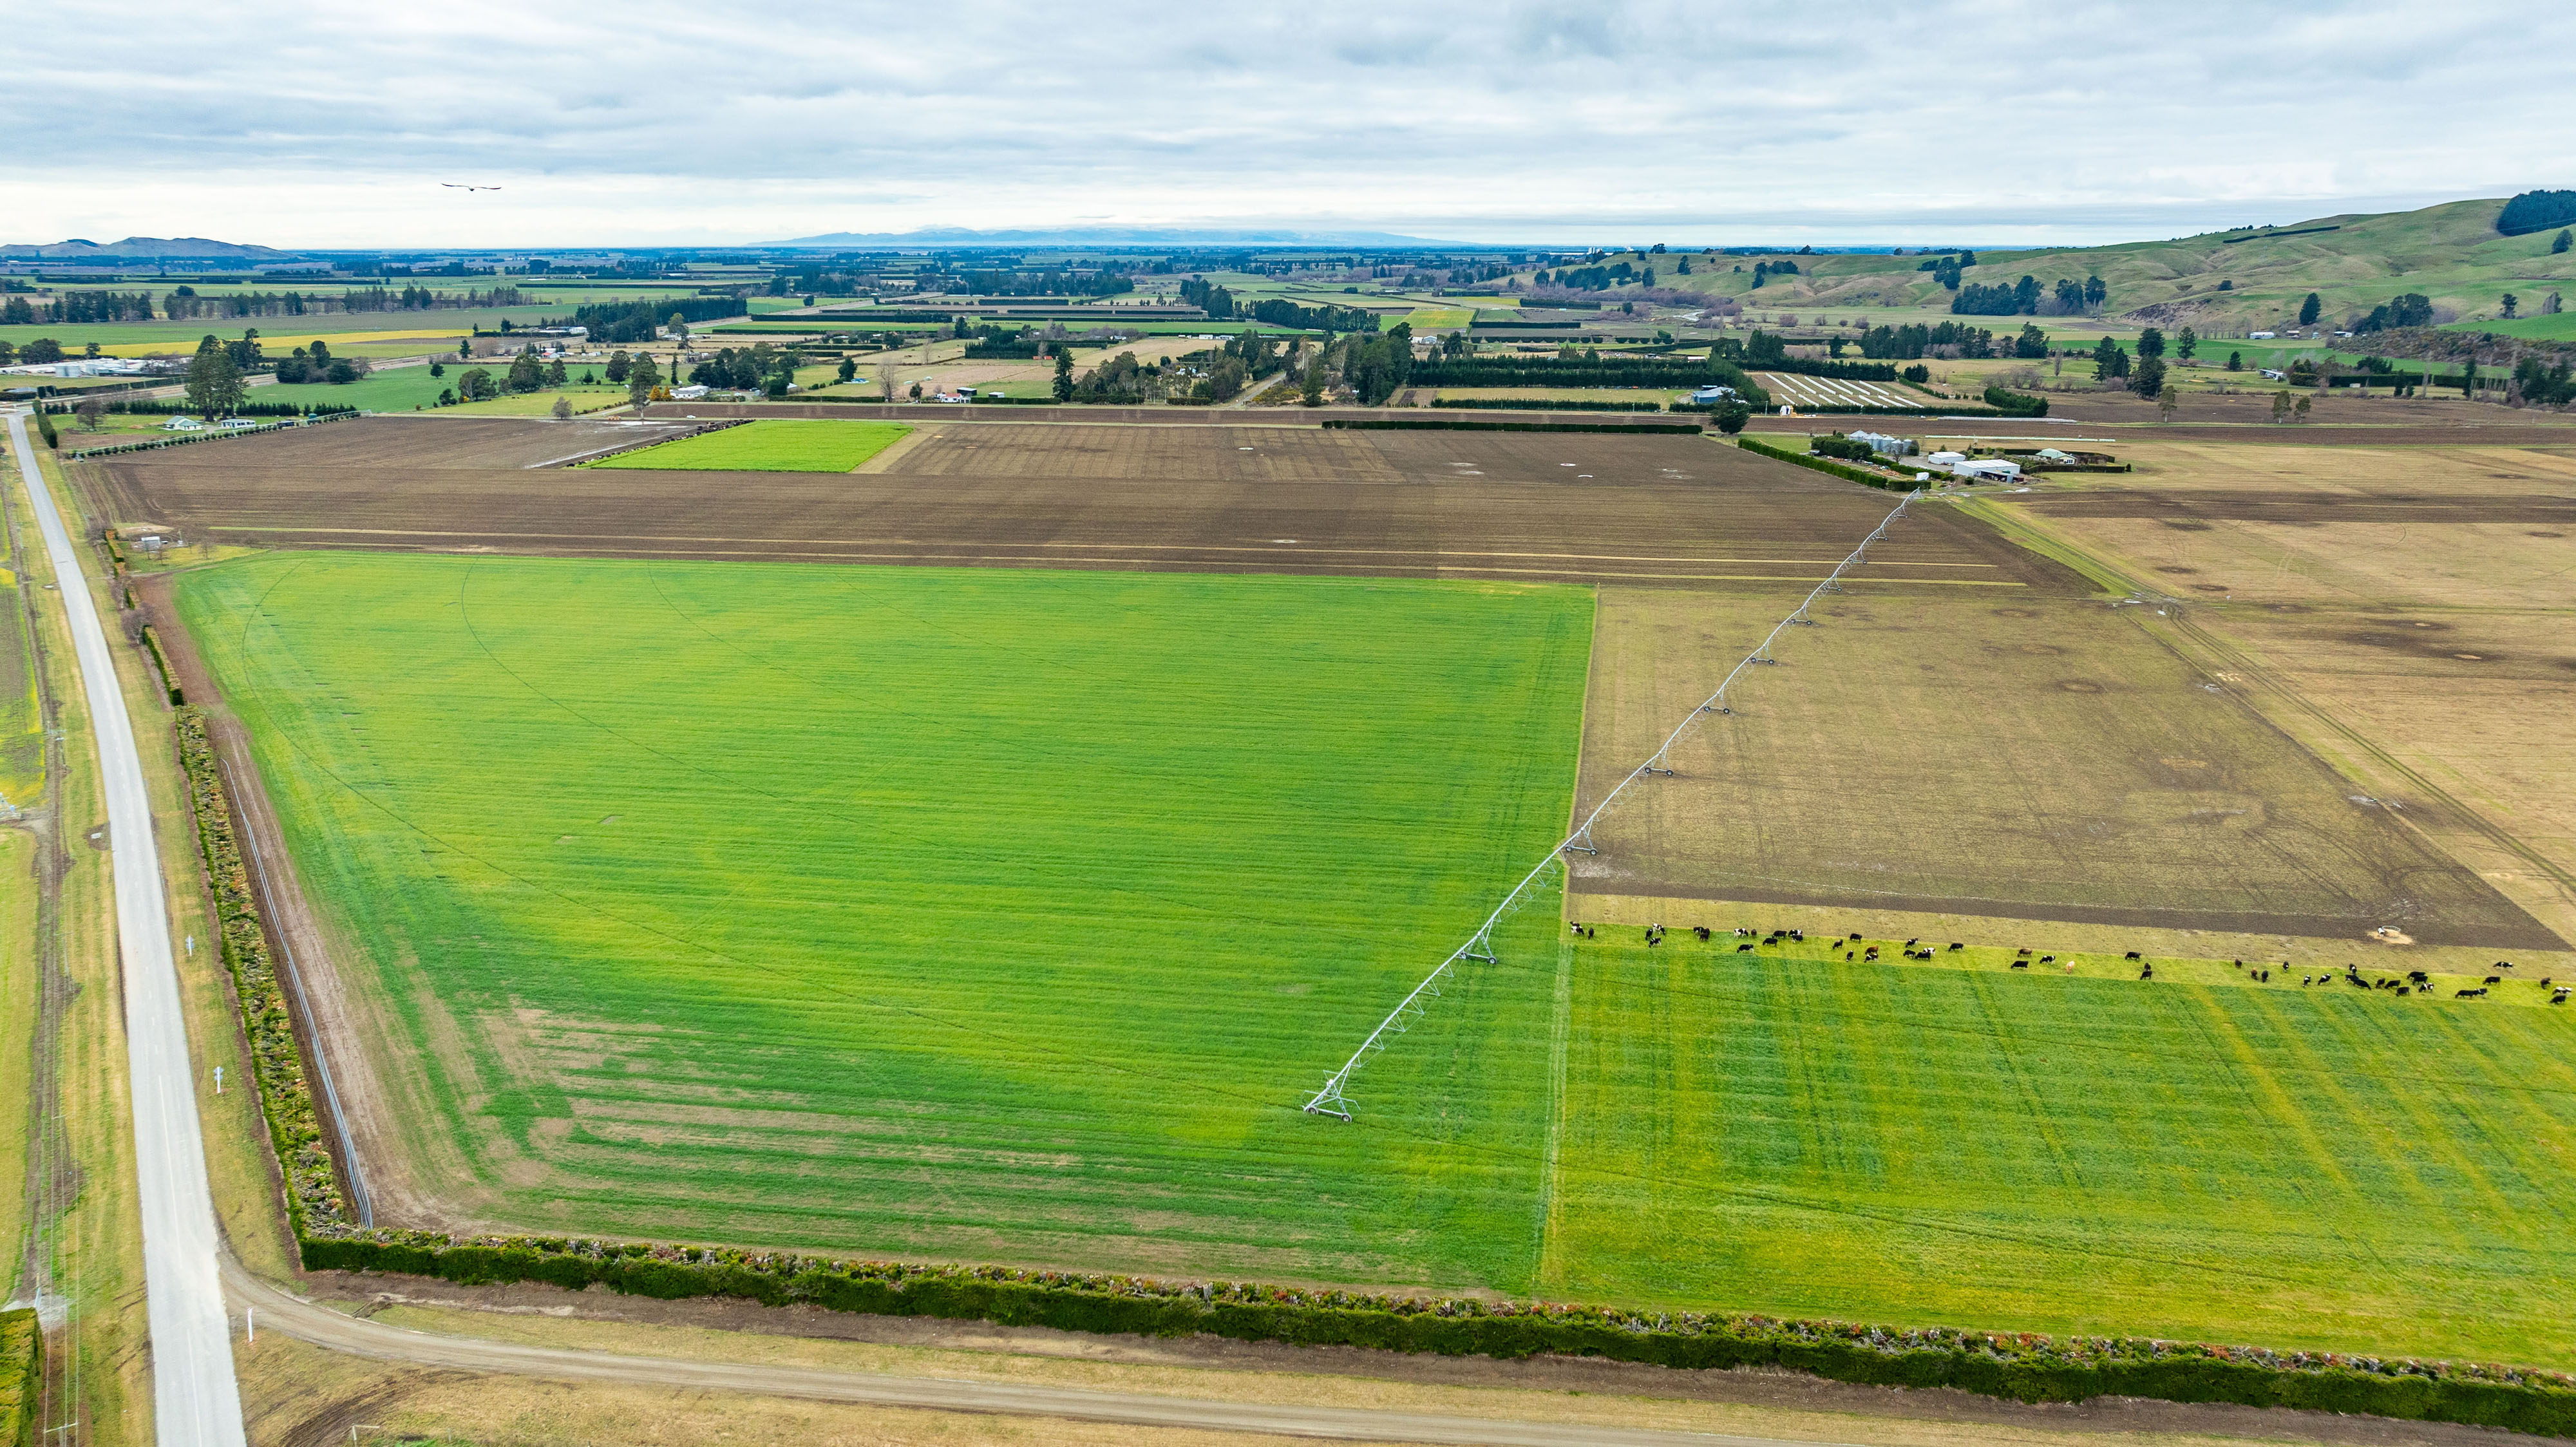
[441,183,502,191]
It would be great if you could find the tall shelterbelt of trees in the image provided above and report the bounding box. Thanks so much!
[2354,293,2435,332]
[952,268,1133,298]
[1942,269,2102,317]
[1179,277,1236,317]
[1247,298,1378,332]
[560,296,745,344]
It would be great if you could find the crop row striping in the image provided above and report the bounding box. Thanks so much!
[171,664,2576,1435]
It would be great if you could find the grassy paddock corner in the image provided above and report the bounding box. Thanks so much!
[299,1234,2576,1437]
[171,706,348,1234]
[0,1307,35,1447]
[581,418,910,471]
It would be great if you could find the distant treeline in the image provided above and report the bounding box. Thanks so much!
[953,269,1133,298]
[1174,280,1380,332]
[1,285,530,323]
[1718,336,1901,381]
[1858,321,2045,361]
[84,399,355,417]
[1410,352,1770,408]
[1408,357,1722,387]
[2497,189,2576,237]
[556,296,746,345]
[1949,274,2105,317]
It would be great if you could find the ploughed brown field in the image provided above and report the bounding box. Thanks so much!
[89,415,2063,591]
[97,413,2568,952]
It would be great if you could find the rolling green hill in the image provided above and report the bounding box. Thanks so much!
[1620,197,2576,337]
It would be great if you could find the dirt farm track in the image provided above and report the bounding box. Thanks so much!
[88,415,2078,592]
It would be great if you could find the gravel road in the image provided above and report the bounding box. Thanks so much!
[6,407,248,1444]
[220,1256,1828,1446]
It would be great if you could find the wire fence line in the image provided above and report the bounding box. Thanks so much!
[1302,488,1923,1121]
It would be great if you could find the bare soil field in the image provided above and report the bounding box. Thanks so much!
[86,417,2069,591]
[1567,580,2556,948]
[2014,390,2576,429]
[2002,442,2576,614]
[1984,439,2576,947]
[204,415,699,470]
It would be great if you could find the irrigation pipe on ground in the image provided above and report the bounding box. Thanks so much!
[1302,489,1922,1120]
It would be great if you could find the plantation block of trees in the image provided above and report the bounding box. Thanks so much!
[2497,189,2576,236]
[2354,294,2434,332]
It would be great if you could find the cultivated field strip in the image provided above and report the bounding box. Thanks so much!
[179,556,1592,1291]
[2023,489,2576,525]
[97,419,2079,592]
[1537,938,2576,1366]
[1571,587,2558,947]
[1757,373,1920,409]
[175,551,2576,1366]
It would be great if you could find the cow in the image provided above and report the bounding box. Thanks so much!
[2485,976,2502,985]
[2123,951,2142,961]
[2139,964,2155,980]
[1737,943,1755,952]
[2456,987,2488,998]
[2010,960,2029,970]
[1947,942,1964,951]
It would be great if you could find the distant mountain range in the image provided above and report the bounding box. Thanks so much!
[768,225,1465,248]
[0,236,296,260]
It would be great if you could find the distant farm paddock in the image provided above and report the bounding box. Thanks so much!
[99,418,2561,952]
[123,412,2576,1365]
[93,415,2063,590]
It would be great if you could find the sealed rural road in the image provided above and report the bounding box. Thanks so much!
[6,408,249,1442]
[220,1258,1825,1446]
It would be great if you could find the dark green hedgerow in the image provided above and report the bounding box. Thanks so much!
[140,625,183,705]
[297,1234,2576,1435]
[1736,431,1917,491]
[175,695,2576,1435]
[1323,419,1702,433]
[173,707,348,1233]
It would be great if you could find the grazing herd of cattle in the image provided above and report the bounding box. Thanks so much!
[1563,922,2571,1003]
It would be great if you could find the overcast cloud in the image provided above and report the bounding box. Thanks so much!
[9,0,2571,249]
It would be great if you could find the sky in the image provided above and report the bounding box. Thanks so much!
[10,0,2575,251]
